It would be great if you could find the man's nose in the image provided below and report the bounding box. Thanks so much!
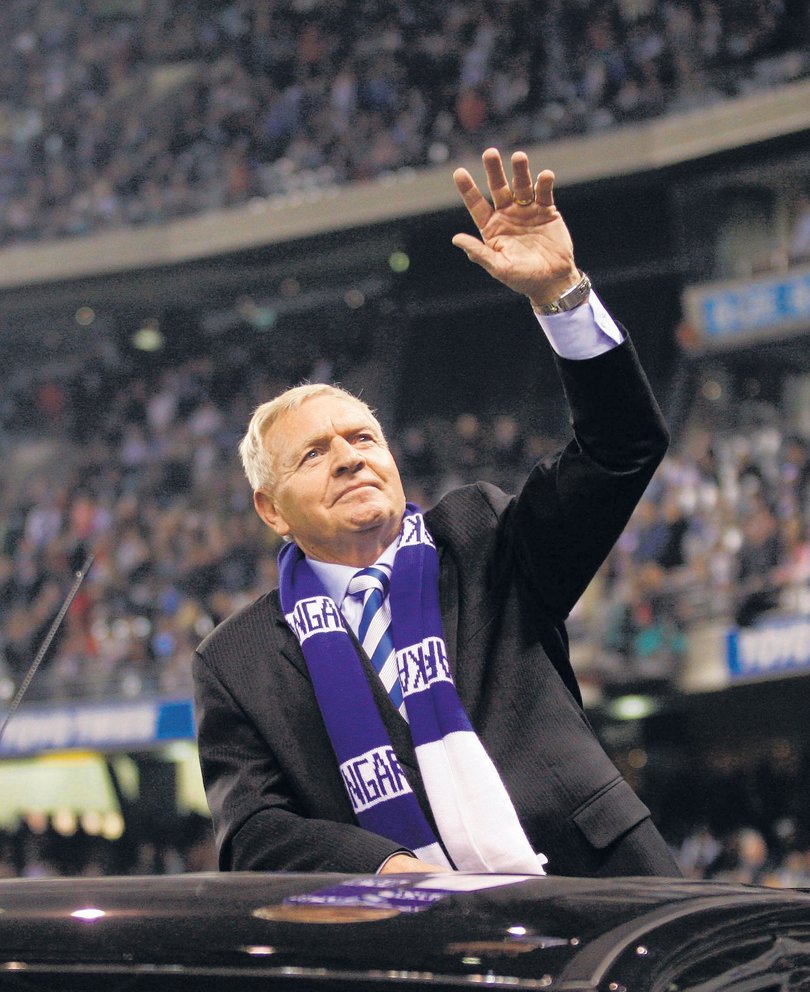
[331,436,364,473]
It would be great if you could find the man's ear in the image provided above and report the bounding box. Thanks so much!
[254,490,291,539]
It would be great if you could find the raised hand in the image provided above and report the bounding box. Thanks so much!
[452,148,580,308]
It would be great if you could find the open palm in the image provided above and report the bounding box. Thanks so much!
[453,148,579,306]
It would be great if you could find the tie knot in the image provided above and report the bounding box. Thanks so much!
[347,566,390,599]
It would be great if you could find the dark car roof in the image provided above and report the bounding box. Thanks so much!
[1,872,809,991]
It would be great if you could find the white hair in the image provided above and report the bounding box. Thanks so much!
[238,383,384,493]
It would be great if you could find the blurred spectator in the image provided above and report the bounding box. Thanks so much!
[734,495,783,627]
[789,192,810,264]
[678,823,723,879]
[706,826,773,884]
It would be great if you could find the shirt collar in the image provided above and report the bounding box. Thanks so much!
[307,538,398,606]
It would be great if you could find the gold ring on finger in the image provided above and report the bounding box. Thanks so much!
[512,193,534,206]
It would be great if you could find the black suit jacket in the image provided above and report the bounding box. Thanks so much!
[193,338,680,877]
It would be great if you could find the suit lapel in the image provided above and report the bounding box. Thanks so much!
[269,589,314,680]
[438,546,459,680]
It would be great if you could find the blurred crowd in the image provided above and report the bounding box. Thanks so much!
[576,413,810,686]
[3,813,810,884]
[0,809,217,879]
[2,339,810,879]
[668,736,810,887]
[1,353,279,703]
[2,344,810,703]
[675,823,810,886]
[2,0,809,246]
[3,0,810,885]
[3,758,810,883]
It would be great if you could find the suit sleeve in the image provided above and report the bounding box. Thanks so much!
[192,648,406,873]
[508,333,669,618]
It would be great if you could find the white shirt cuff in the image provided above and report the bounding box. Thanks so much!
[534,288,624,359]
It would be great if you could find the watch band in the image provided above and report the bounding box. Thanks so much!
[532,271,591,316]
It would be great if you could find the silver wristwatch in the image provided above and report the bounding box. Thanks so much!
[532,271,591,316]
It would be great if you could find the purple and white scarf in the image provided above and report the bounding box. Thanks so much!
[278,505,547,874]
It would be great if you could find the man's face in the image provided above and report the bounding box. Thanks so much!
[254,395,407,566]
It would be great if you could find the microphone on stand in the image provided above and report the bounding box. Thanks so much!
[0,553,95,747]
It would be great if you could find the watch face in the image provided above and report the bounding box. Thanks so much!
[537,273,590,315]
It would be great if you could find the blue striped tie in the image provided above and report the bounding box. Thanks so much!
[347,567,406,717]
